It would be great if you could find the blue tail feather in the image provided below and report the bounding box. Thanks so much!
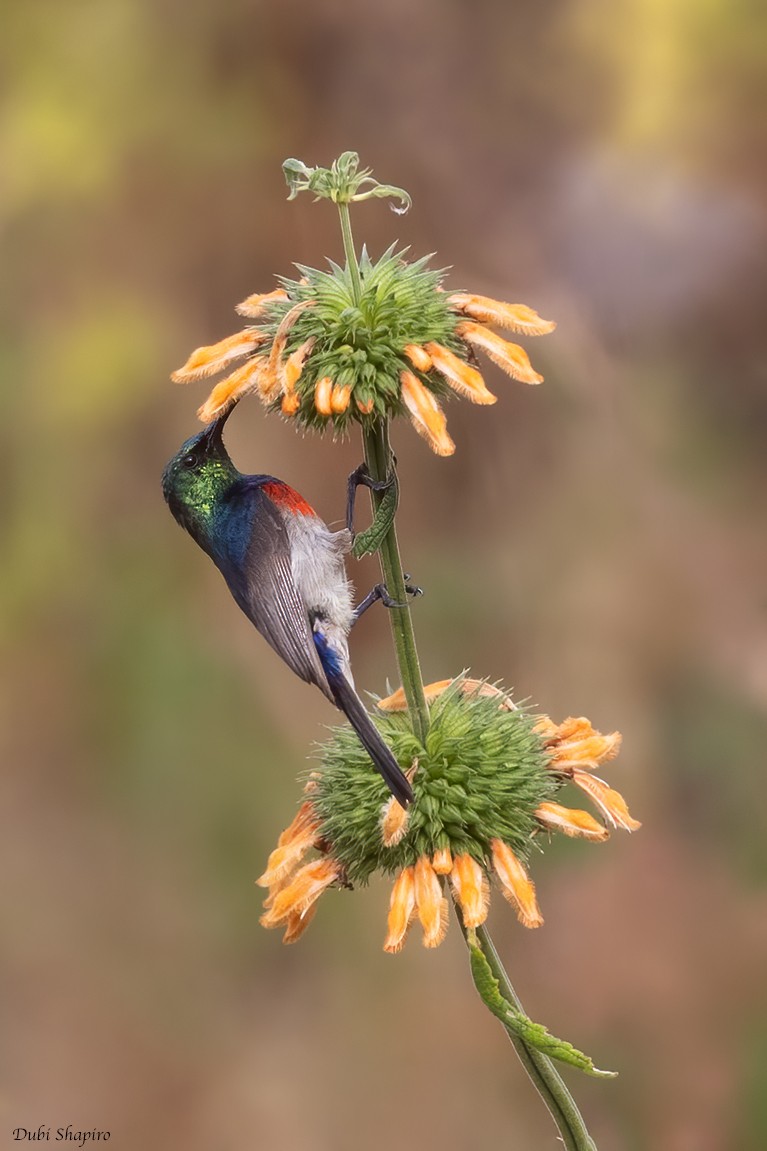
[314,631,413,807]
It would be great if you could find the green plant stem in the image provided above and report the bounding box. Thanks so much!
[338,202,364,303]
[361,419,430,746]
[468,919,597,1151]
[337,199,430,746]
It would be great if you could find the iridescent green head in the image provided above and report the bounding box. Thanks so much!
[162,410,240,544]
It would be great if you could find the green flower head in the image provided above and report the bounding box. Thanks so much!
[256,677,639,951]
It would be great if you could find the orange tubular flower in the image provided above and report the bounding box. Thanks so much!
[257,801,321,890]
[431,846,453,875]
[450,854,490,928]
[534,802,610,841]
[281,391,301,416]
[403,343,433,372]
[330,383,352,413]
[399,370,455,456]
[171,330,267,383]
[314,376,334,416]
[235,287,289,318]
[281,337,316,396]
[384,868,416,954]
[378,677,514,712]
[490,839,543,928]
[196,356,269,422]
[263,300,315,403]
[380,793,409,847]
[535,715,640,834]
[455,322,544,385]
[448,292,556,337]
[260,858,340,932]
[424,341,497,404]
[281,904,318,945]
[569,771,642,832]
[414,856,449,948]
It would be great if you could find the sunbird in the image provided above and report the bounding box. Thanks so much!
[162,410,413,807]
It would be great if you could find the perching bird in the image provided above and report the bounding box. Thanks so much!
[162,409,413,807]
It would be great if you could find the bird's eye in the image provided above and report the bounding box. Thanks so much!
[182,452,198,470]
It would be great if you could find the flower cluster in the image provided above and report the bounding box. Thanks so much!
[171,248,555,456]
[256,678,639,949]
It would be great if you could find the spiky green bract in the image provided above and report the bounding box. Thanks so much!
[311,680,559,887]
[253,247,467,431]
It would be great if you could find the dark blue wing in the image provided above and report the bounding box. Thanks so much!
[216,482,332,699]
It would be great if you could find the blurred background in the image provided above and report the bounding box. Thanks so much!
[2,1,766,1148]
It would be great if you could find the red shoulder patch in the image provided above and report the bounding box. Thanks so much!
[262,481,316,517]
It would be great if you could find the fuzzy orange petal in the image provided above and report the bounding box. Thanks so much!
[256,802,321,889]
[571,770,641,832]
[378,679,442,712]
[196,356,267,422]
[236,288,289,318]
[281,337,316,396]
[423,342,497,404]
[543,716,594,742]
[450,854,490,928]
[535,801,610,841]
[356,397,375,414]
[330,383,352,413]
[414,856,448,948]
[381,794,409,847]
[276,801,318,847]
[378,678,513,712]
[552,732,622,772]
[261,858,339,926]
[448,293,556,336]
[314,376,334,416]
[456,321,543,385]
[432,846,453,875]
[384,867,416,953]
[532,715,561,741]
[281,902,318,944]
[400,370,455,456]
[458,679,516,709]
[378,680,451,711]
[263,300,314,401]
[403,344,433,372]
[490,839,543,928]
[172,330,265,383]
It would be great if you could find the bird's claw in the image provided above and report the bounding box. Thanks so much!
[353,580,424,624]
[346,463,397,537]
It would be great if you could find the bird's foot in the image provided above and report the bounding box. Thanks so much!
[353,579,423,624]
[346,463,397,537]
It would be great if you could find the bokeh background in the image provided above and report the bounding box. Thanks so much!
[2,2,766,1148]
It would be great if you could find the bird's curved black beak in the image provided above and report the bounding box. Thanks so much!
[201,406,233,450]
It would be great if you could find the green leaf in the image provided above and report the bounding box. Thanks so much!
[283,158,314,199]
[354,180,412,215]
[469,941,616,1078]
[351,472,399,559]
